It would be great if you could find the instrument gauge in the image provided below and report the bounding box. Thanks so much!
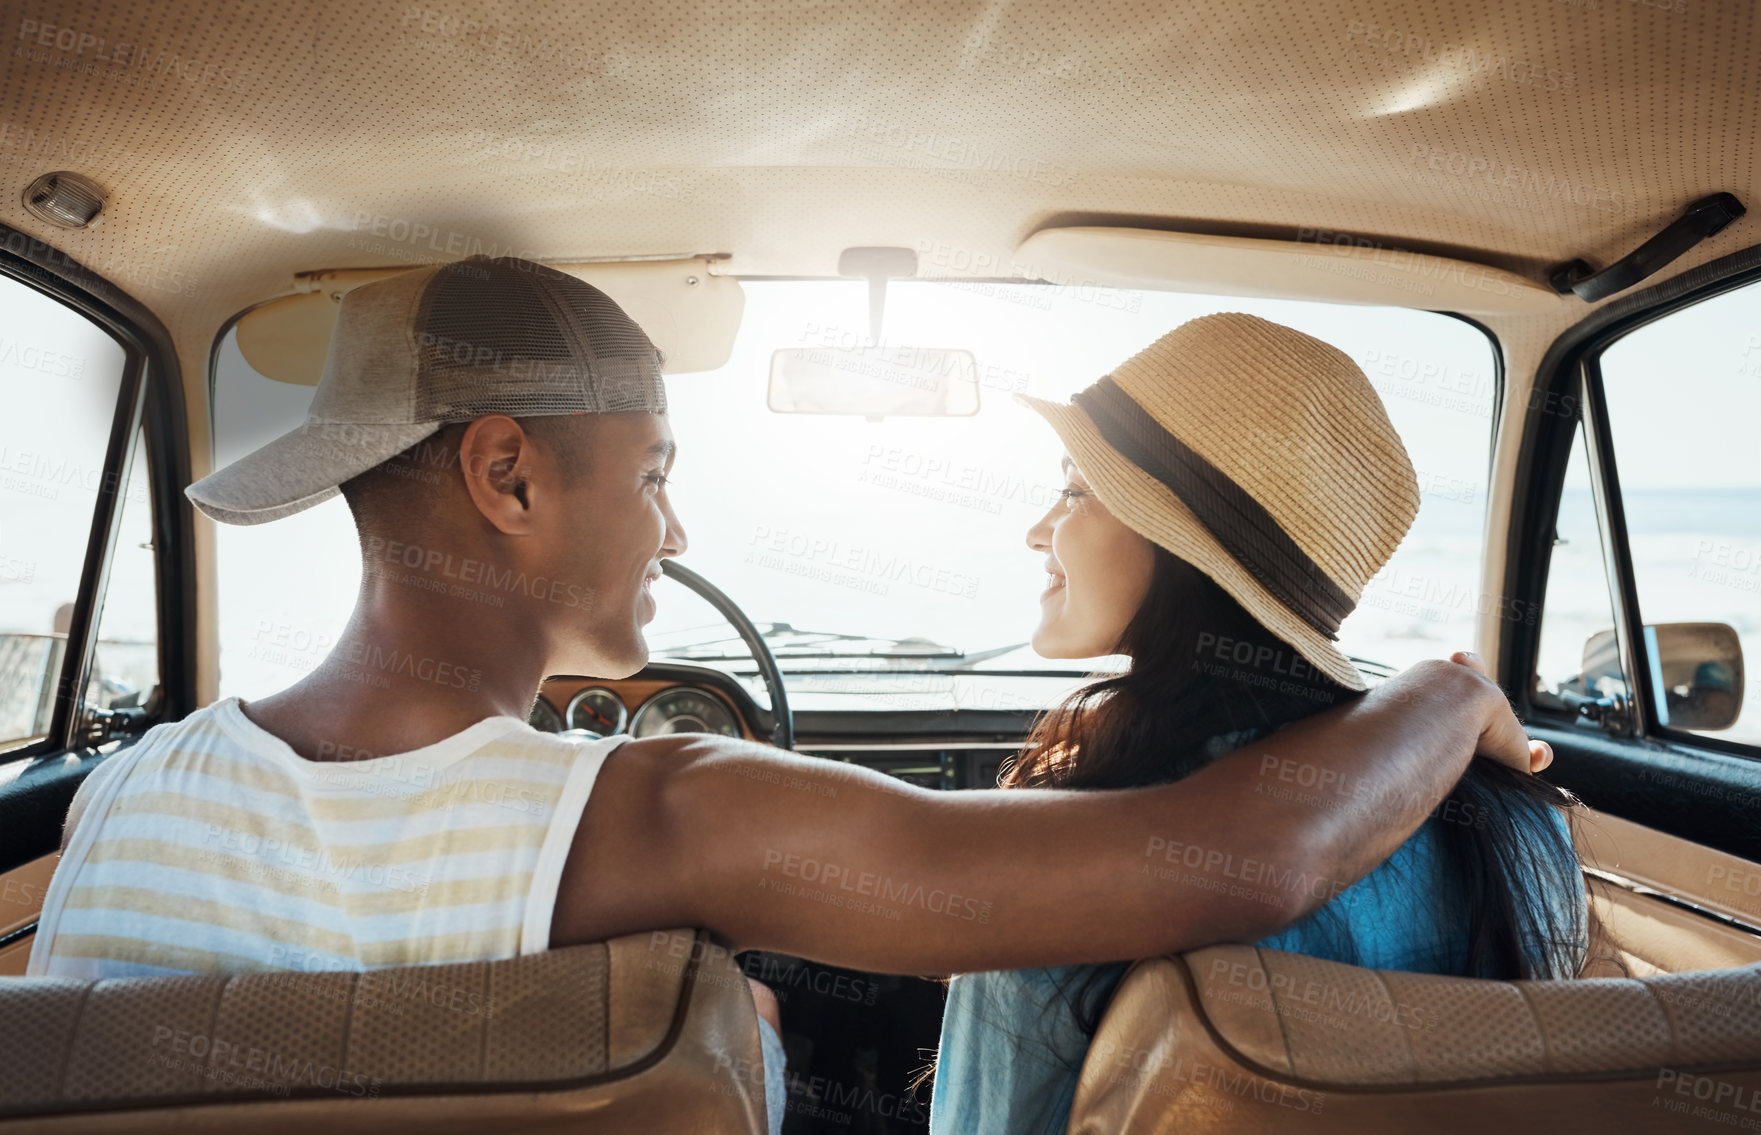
[565,686,628,736]
[528,697,564,733]
[629,687,741,739]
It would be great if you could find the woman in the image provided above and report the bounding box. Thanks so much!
[928,313,1589,1134]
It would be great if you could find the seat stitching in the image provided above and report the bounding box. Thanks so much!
[1511,980,1551,1077]
[1255,947,1297,1075]
[54,981,95,1097]
[607,943,621,1071]
[339,970,360,1083]
[204,977,231,1084]
[476,962,490,1081]
[1367,965,1417,1081]
[602,945,612,1073]
[1638,977,1682,1069]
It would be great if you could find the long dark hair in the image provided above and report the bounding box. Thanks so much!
[1002,548,1588,1036]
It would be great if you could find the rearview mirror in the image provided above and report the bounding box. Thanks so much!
[1580,622,1745,732]
[767,347,980,417]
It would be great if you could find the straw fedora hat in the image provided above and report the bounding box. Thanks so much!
[1018,312,1419,692]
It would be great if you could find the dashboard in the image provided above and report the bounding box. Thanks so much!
[533,670,750,741]
[530,662,1047,790]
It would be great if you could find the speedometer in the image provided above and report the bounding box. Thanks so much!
[565,686,627,735]
[629,687,741,739]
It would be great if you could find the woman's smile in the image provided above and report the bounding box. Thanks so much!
[1025,463,1157,657]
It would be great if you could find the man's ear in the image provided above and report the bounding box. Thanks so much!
[458,416,539,535]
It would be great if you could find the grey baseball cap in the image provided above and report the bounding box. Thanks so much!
[187,255,667,525]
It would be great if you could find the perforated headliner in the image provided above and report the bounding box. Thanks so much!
[1,0,1756,434]
[4,0,1755,700]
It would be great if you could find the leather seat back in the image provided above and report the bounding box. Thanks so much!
[1069,944,1761,1133]
[0,928,766,1134]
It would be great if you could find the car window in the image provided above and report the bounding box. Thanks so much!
[0,272,132,750]
[1594,279,1761,749]
[210,281,1497,699]
[1532,423,1627,719]
[88,426,158,719]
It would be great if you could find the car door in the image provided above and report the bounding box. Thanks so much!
[0,228,193,974]
[1503,252,1761,973]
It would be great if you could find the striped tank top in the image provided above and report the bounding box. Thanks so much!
[29,698,624,978]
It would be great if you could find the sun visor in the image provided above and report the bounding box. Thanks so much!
[1014,228,1560,316]
[235,258,743,385]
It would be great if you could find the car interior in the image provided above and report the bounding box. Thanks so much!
[2,0,1760,1131]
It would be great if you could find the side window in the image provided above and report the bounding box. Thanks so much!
[89,427,158,717]
[0,272,142,752]
[1532,424,1627,717]
[1592,278,1761,750]
[209,329,356,701]
[1346,315,1498,670]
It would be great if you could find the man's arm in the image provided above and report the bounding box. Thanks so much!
[552,657,1536,974]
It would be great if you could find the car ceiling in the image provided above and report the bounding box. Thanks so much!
[1,0,1757,436]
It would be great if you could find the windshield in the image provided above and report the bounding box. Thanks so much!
[211,278,1496,698]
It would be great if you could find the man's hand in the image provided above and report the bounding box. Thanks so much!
[1447,650,1553,775]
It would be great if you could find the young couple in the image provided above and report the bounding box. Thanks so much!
[28,256,1585,1135]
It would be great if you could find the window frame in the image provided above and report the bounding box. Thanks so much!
[208,278,1509,691]
[1507,241,1761,759]
[1582,289,1761,760]
[0,225,194,762]
[1445,311,1507,491]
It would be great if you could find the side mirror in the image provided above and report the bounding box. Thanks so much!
[1580,622,1745,732]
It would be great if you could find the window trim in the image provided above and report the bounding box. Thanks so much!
[1577,359,1651,739]
[1437,311,1506,490]
[1584,293,1761,758]
[1505,239,1761,758]
[0,225,194,760]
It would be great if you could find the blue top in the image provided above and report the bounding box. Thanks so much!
[928,807,1586,1135]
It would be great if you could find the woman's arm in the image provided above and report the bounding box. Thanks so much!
[553,657,1538,973]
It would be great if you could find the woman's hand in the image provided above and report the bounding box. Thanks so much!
[1449,650,1553,775]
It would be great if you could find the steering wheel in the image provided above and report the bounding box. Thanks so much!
[658,560,794,750]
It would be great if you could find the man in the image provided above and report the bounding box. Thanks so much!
[29,256,1547,1122]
